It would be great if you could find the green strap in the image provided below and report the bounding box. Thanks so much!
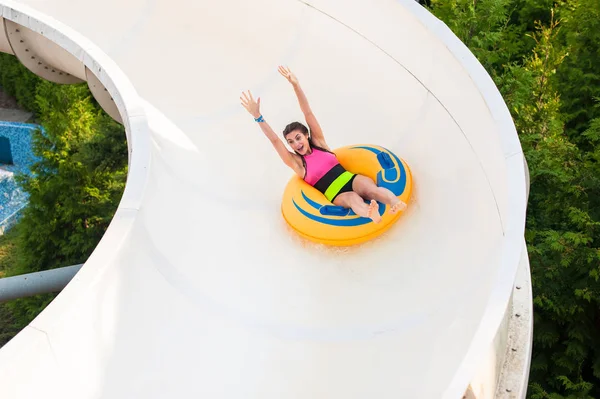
[324,171,354,202]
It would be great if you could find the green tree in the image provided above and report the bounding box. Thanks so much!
[428,0,524,77]
[501,17,598,398]
[554,0,600,146]
[0,53,43,112]
[581,106,600,220]
[0,57,128,337]
[13,82,127,271]
[427,0,600,395]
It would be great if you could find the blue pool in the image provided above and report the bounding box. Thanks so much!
[0,121,41,233]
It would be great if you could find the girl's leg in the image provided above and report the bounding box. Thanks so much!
[352,175,407,213]
[333,192,382,223]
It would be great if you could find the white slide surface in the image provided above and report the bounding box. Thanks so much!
[0,0,528,398]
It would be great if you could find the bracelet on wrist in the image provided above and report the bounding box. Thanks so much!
[254,115,265,123]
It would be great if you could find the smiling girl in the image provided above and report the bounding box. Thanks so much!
[241,66,406,223]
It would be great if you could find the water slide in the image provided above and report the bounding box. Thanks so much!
[0,0,531,397]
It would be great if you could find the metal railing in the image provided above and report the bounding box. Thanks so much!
[0,264,83,303]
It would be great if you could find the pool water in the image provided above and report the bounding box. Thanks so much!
[0,121,40,233]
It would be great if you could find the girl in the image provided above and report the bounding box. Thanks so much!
[240,66,407,223]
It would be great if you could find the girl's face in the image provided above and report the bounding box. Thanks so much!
[285,130,310,155]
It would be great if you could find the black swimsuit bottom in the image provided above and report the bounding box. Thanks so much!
[312,163,357,202]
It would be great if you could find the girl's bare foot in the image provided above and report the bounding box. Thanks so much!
[390,198,407,214]
[367,200,382,223]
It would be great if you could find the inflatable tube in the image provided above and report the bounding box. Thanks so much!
[281,144,413,246]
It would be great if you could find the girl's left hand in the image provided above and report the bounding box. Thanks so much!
[240,90,261,119]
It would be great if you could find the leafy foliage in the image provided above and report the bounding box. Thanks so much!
[554,0,600,146]
[0,228,20,347]
[0,53,43,112]
[0,56,127,341]
[427,0,600,396]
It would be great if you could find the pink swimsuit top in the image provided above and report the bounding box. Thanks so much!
[303,148,339,186]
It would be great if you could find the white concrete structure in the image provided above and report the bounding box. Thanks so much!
[0,0,532,397]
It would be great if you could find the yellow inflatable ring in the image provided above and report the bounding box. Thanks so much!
[281,144,413,246]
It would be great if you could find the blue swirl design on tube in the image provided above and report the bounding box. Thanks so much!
[293,146,406,227]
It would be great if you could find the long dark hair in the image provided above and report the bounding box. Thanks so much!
[282,121,332,155]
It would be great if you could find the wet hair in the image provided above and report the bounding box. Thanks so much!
[282,121,309,138]
[282,121,331,155]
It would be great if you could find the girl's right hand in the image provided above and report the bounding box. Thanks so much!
[240,90,261,118]
[278,66,299,86]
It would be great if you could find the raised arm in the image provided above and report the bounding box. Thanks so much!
[278,66,329,150]
[240,90,304,177]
